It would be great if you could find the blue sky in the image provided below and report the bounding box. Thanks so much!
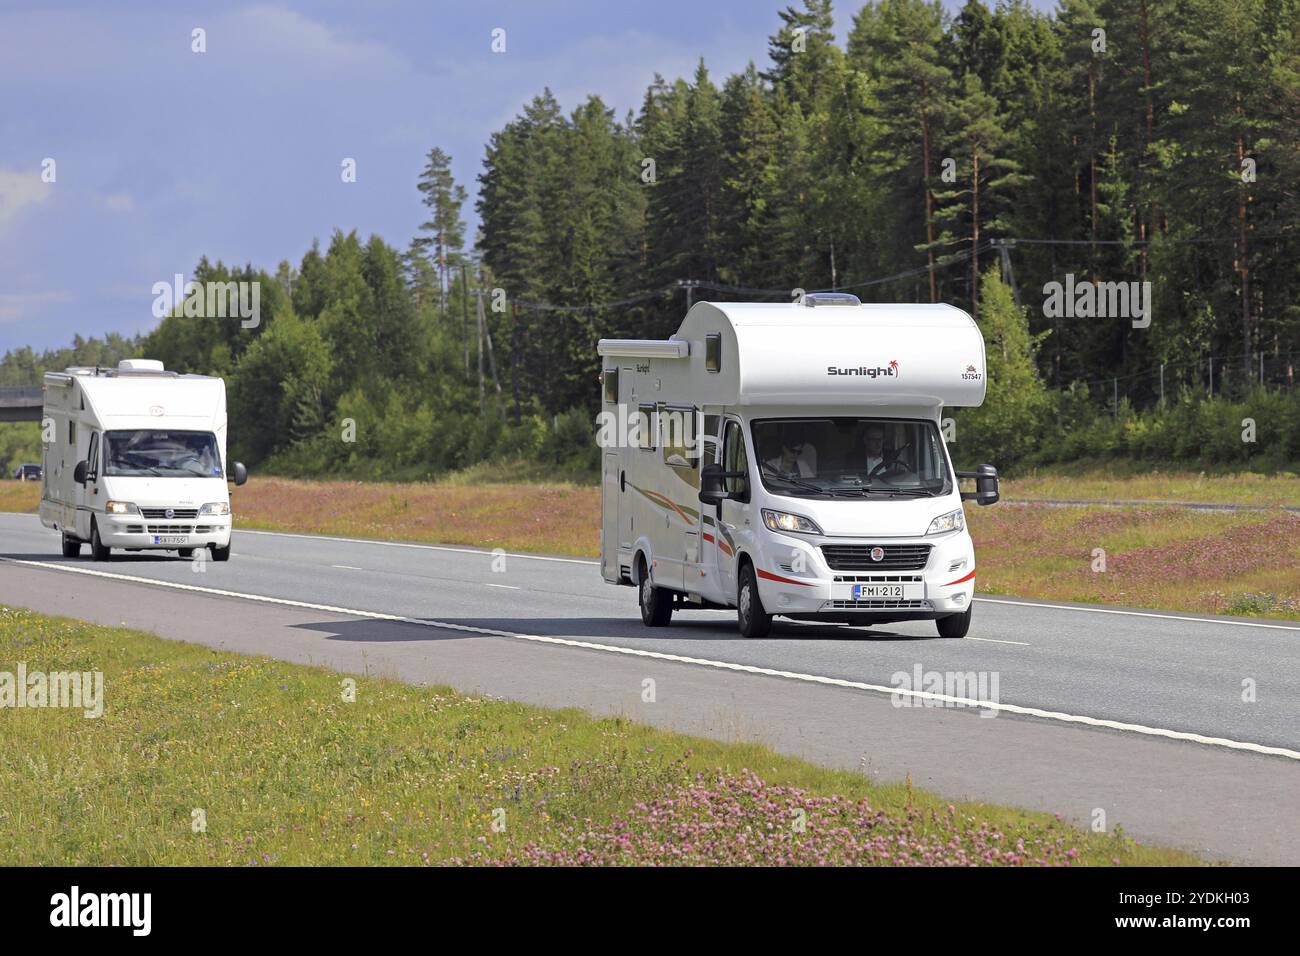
[0,0,1057,352]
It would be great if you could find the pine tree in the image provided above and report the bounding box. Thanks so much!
[413,147,468,313]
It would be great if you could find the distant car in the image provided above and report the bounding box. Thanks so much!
[13,463,41,481]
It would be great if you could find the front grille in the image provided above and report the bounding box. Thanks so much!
[833,574,923,583]
[125,525,144,533]
[141,508,199,519]
[146,524,193,534]
[824,599,931,610]
[821,544,932,571]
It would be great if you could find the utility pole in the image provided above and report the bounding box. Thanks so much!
[459,265,471,376]
[476,287,485,412]
[472,283,505,417]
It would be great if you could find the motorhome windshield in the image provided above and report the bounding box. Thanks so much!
[103,430,223,478]
[752,418,952,498]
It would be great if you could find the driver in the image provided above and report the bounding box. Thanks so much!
[863,423,888,475]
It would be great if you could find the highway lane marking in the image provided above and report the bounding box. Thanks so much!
[484,583,521,590]
[4,513,1298,630]
[967,636,1032,646]
[236,527,598,566]
[5,555,1300,763]
[976,596,1300,631]
[331,565,363,571]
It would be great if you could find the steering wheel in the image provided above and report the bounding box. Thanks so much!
[868,442,915,480]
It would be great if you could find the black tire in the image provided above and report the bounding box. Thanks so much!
[737,563,773,638]
[210,543,231,562]
[936,606,972,639]
[637,556,672,626]
[177,548,194,558]
[61,533,81,558]
[90,522,111,561]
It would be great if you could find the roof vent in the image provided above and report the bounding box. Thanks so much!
[803,292,861,307]
[118,359,165,372]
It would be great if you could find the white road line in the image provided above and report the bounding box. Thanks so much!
[975,596,1300,631]
[237,527,599,566]
[967,636,1032,646]
[484,583,521,590]
[5,513,1297,631]
[331,565,362,571]
[4,555,1298,763]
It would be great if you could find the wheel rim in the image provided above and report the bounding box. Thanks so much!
[739,582,751,622]
[641,573,651,610]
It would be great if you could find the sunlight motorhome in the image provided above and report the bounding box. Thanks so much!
[39,360,247,561]
[597,293,1000,638]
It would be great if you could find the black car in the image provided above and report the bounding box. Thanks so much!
[12,463,41,481]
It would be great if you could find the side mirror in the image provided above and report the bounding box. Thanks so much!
[698,463,747,505]
[230,462,248,486]
[73,460,88,485]
[699,463,726,505]
[958,463,999,506]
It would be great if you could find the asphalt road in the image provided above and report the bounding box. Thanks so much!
[2,511,1298,864]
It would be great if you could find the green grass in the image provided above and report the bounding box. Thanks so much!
[1004,464,1300,507]
[0,607,1200,866]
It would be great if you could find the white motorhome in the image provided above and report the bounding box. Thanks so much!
[40,360,247,561]
[597,293,1000,638]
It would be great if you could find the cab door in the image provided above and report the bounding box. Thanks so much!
[714,417,750,601]
[74,428,99,539]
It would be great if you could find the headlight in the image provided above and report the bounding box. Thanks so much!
[105,500,139,515]
[762,509,823,535]
[199,502,231,516]
[926,508,965,535]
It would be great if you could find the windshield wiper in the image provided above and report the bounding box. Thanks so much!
[758,465,859,497]
[864,487,941,497]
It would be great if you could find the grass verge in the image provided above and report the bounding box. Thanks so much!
[0,607,1197,866]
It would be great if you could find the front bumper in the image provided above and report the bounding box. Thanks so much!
[754,530,974,618]
[97,513,232,549]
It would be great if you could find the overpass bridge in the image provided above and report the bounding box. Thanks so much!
[0,386,43,423]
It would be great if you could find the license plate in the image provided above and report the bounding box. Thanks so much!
[153,535,189,545]
[853,584,920,600]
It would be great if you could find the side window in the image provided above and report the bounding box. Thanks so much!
[86,433,99,479]
[68,420,76,447]
[723,421,748,495]
[602,367,618,404]
[705,333,722,373]
[662,406,698,469]
[638,404,657,450]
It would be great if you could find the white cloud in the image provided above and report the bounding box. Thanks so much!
[0,169,53,231]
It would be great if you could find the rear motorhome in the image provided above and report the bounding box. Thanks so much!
[597,294,1000,638]
[40,360,247,561]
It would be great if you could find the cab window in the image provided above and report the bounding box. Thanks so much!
[723,420,748,495]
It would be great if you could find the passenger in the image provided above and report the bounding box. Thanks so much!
[764,428,817,479]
